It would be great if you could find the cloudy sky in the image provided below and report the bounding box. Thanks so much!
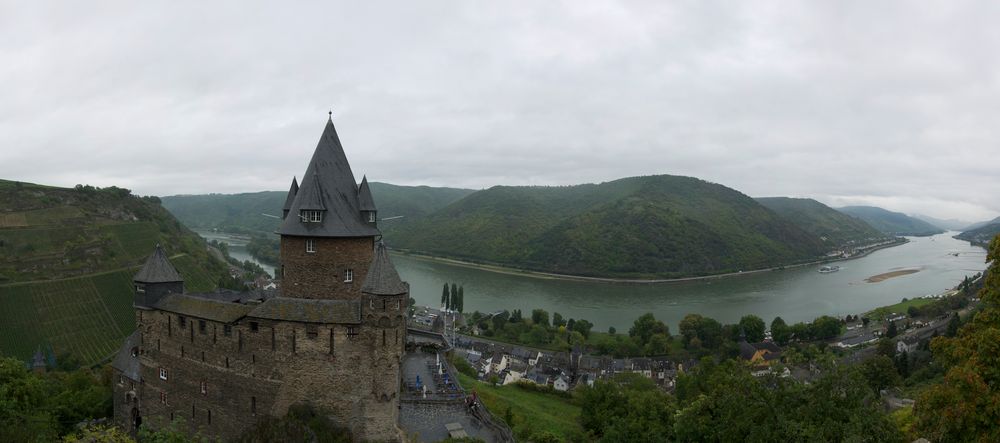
[2,1,998,222]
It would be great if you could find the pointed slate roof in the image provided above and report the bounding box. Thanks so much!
[358,175,376,212]
[282,177,299,213]
[134,245,183,283]
[277,117,381,238]
[361,242,408,295]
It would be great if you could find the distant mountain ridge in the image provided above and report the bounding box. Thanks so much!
[955,216,1000,247]
[836,206,944,236]
[911,214,973,232]
[388,175,827,278]
[161,182,476,235]
[755,197,887,246]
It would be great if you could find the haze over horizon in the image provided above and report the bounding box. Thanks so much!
[2,1,998,222]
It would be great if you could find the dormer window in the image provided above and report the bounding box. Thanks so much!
[300,210,323,223]
[135,283,145,293]
[368,212,376,223]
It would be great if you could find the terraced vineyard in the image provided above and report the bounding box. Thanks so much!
[0,253,217,365]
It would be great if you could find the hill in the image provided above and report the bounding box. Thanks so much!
[954,216,1000,247]
[389,175,826,278]
[0,179,229,364]
[160,182,476,235]
[912,214,972,232]
[836,206,944,236]
[755,197,888,246]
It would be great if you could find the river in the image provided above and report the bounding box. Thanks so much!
[195,230,276,277]
[196,229,988,331]
[390,232,988,331]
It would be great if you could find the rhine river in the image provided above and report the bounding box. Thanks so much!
[200,230,988,331]
[390,232,987,331]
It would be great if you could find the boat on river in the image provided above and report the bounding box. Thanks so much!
[818,265,840,273]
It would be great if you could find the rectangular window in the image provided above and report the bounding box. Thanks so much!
[200,381,208,395]
[250,321,259,332]
[178,316,187,328]
[345,269,353,283]
[251,396,257,415]
[300,210,323,222]
[368,212,376,222]
[159,368,167,380]
[306,239,316,253]
[347,326,358,340]
[223,325,232,337]
[135,283,145,293]
[199,320,207,334]
[119,375,125,385]
[306,325,318,339]
[329,329,335,355]
[160,391,167,404]
[396,299,401,310]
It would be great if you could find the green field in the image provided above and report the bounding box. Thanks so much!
[456,372,583,440]
[867,297,937,319]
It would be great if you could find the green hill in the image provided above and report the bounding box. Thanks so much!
[390,175,826,278]
[836,206,944,236]
[160,182,476,235]
[0,179,228,364]
[755,197,888,246]
[955,217,1000,247]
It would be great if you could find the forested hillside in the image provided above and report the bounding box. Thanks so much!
[390,175,826,278]
[756,197,888,246]
[0,179,229,364]
[954,216,1000,247]
[161,182,475,235]
[836,206,944,236]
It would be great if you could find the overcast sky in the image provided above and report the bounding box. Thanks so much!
[2,1,998,222]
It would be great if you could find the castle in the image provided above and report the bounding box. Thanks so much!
[111,117,408,440]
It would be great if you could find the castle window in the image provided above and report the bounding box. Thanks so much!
[305,239,316,253]
[300,210,323,222]
[200,381,208,395]
[199,320,207,334]
[119,375,125,385]
[347,326,358,340]
[329,329,334,355]
[250,321,259,332]
[368,212,376,223]
[178,316,187,328]
[344,269,353,283]
[395,299,400,310]
[160,391,167,404]
[207,409,211,425]
[159,368,167,380]
[306,325,318,339]
[251,396,257,415]
[135,283,145,293]
[223,325,232,337]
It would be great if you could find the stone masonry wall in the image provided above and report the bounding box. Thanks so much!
[280,236,373,300]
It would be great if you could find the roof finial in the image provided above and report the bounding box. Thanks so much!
[328,109,333,120]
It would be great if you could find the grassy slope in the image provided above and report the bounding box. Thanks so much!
[0,179,227,364]
[954,219,1000,247]
[836,206,944,236]
[756,197,887,246]
[456,372,583,439]
[392,175,826,278]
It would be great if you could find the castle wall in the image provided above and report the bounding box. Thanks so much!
[134,295,407,441]
[280,236,374,300]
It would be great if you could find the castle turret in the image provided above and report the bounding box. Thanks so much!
[357,176,377,226]
[133,245,183,308]
[281,177,298,220]
[277,116,380,300]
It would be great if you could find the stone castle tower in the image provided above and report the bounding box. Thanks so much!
[111,117,408,441]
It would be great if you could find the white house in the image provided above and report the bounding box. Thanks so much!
[553,376,570,392]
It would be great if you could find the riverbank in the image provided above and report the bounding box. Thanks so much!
[389,238,908,285]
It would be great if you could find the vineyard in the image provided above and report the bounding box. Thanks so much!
[0,253,219,366]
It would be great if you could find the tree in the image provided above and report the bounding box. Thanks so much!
[552,312,565,328]
[946,312,960,337]
[629,313,670,346]
[886,320,898,338]
[441,283,449,307]
[573,319,594,339]
[644,333,671,356]
[566,318,576,331]
[771,316,791,345]
[450,283,458,311]
[915,235,1000,441]
[531,309,550,328]
[457,286,465,313]
[739,315,766,342]
[859,355,901,392]
[510,309,522,323]
[492,311,509,332]
[608,326,616,335]
[679,314,722,350]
